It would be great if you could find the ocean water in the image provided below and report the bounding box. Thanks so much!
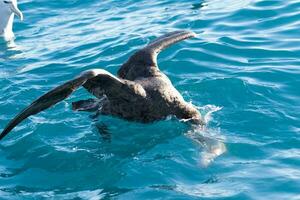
[0,0,300,199]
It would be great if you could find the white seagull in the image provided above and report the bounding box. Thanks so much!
[0,0,23,41]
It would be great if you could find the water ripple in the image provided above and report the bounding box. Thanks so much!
[0,0,300,199]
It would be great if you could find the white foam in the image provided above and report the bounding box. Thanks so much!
[198,104,222,124]
[186,104,226,167]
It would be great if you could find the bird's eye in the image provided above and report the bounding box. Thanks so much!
[3,0,11,4]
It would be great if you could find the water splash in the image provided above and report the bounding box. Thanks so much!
[186,105,226,167]
[198,104,223,124]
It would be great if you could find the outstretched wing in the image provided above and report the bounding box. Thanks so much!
[118,30,196,80]
[0,69,125,140]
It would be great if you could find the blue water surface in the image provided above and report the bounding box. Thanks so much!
[0,0,300,199]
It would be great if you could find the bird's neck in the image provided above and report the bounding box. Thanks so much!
[0,14,15,41]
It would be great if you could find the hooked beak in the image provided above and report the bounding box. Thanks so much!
[10,2,23,21]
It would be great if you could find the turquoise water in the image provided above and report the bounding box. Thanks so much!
[1,0,300,199]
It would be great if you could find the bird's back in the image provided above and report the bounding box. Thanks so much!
[134,73,200,122]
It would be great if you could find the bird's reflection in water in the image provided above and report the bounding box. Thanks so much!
[93,104,225,167]
[96,122,111,142]
[0,39,24,60]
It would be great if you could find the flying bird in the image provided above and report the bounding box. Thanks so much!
[0,0,23,41]
[0,30,205,140]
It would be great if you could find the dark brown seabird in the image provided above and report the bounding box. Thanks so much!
[0,30,204,140]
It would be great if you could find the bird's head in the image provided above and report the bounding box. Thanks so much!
[1,0,23,21]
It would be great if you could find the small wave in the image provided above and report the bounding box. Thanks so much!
[6,189,105,200]
[173,182,245,198]
[198,104,223,124]
[150,181,247,198]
